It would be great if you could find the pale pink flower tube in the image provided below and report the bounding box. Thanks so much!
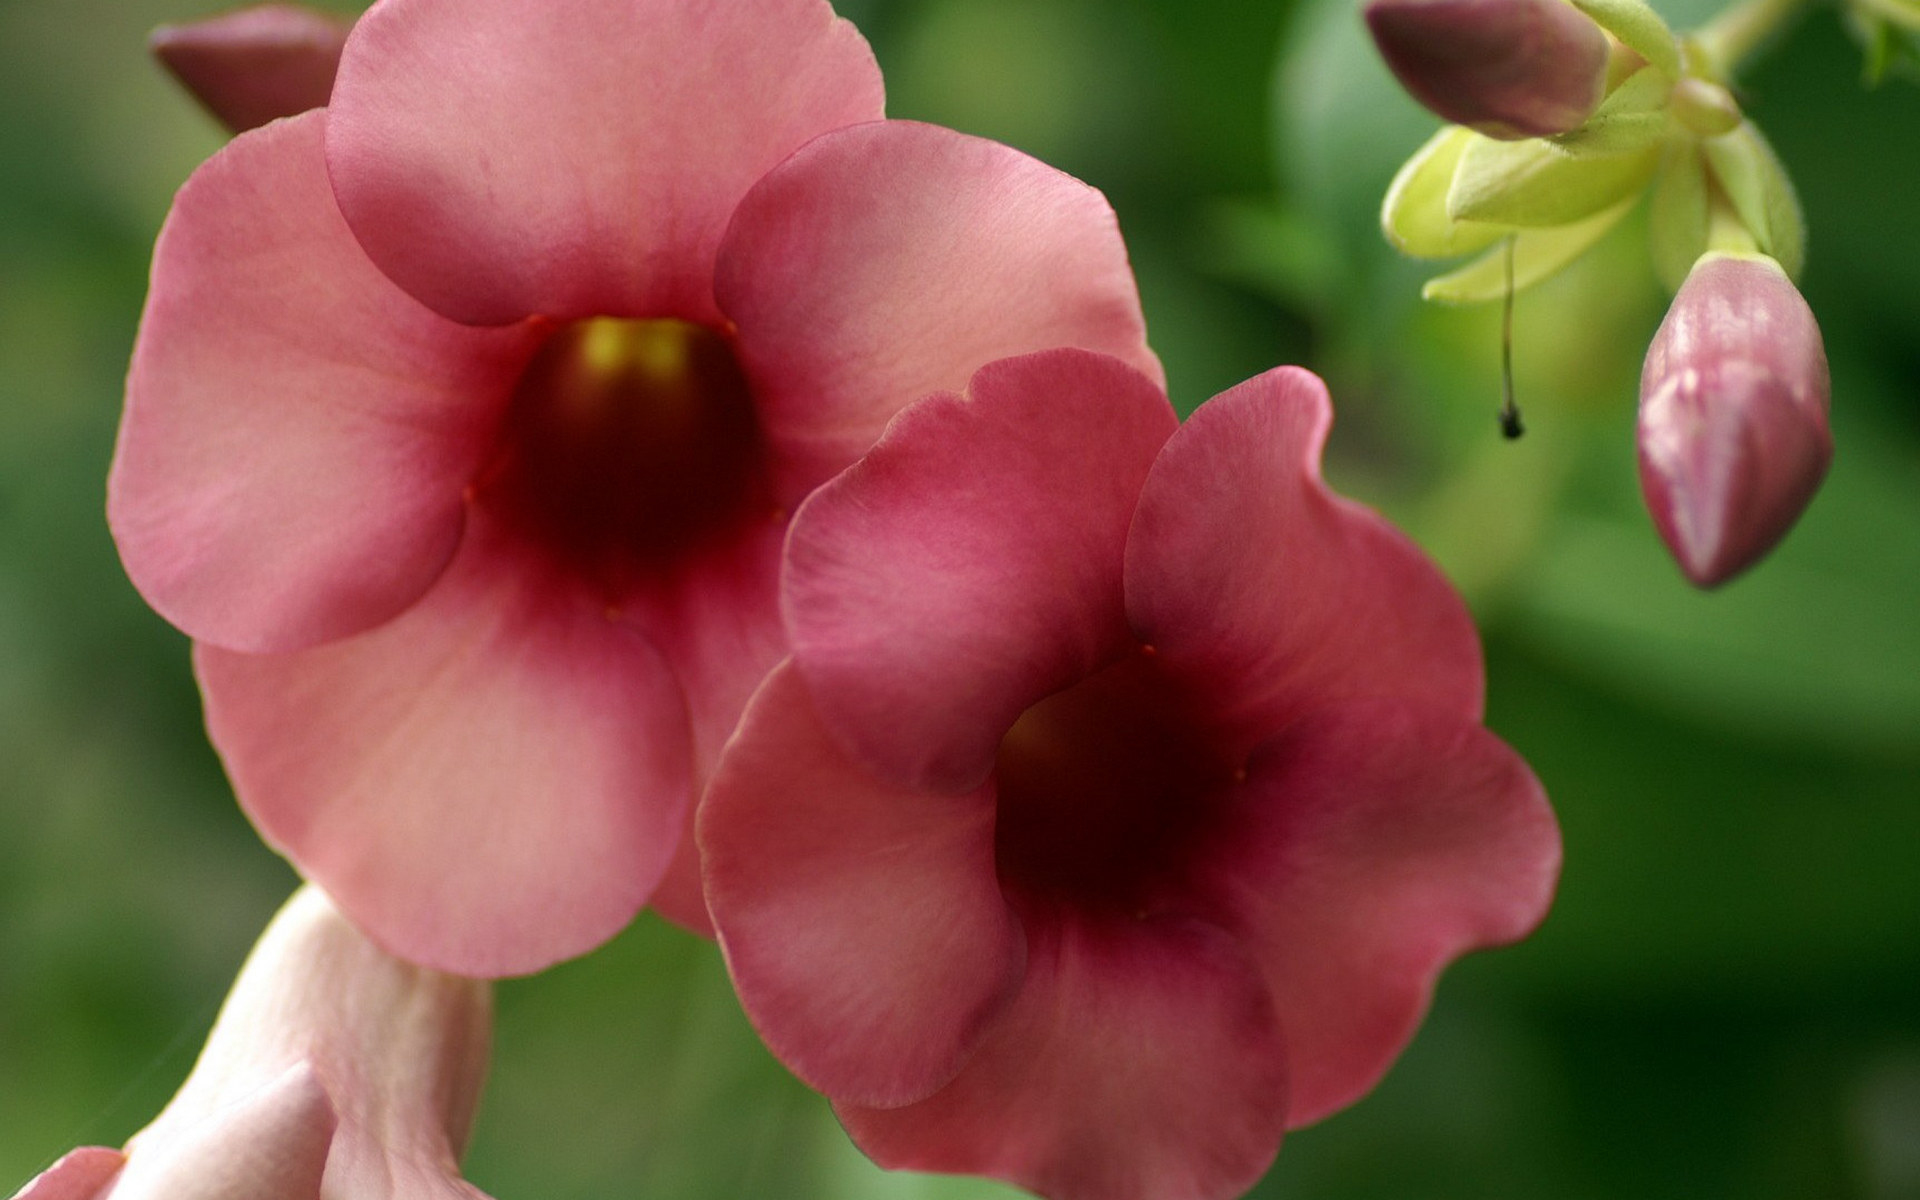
[11,885,492,1200]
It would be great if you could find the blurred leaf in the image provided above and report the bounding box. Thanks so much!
[1198,197,1345,316]
[1855,0,1920,35]
[1408,415,1582,602]
[1503,398,1920,760]
[1270,0,1436,254]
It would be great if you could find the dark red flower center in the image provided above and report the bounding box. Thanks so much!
[993,647,1237,916]
[477,317,770,592]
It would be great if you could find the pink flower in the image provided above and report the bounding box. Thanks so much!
[151,3,351,134]
[9,886,492,1200]
[699,349,1561,1200]
[109,0,1157,976]
[1638,252,1832,587]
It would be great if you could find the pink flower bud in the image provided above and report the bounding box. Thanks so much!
[150,4,351,134]
[1364,0,1610,139]
[1638,253,1832,587]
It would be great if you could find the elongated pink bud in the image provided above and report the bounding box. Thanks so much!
[1364,0,1610,139]
[1638,253,1832,587]
[150,4,351,134]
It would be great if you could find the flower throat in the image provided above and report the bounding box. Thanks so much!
[481,317,767,588]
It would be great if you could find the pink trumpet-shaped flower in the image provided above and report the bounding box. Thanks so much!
[8,885,493,1200]
[151,3,351,133]
[1364,0,1610,139]
[1638,252,1832,587]
[700,349,1561,1200]
[110,0,1157,976]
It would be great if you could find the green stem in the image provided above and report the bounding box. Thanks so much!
[1691,0,1815,79]
[1705,189,1762,256]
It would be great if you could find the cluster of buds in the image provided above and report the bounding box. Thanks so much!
[1368,0,1832,586]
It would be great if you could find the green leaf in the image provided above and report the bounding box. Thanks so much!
[1382,126,1510,259]
[1648,139,1709,292]
[1448,133,1658,227]
[1508,410,1920,762]
[1549,67,1674,158]
[1855,0,1920,32]
[1850,4,1920,82]
[1703,121,1807,279]
[1198,198,1344,314]
[1421,195,1638,303]
[1571,0,1683,77]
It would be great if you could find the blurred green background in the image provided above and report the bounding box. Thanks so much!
[3,0,1918,1195]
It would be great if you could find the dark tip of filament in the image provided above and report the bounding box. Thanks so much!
[1499,236,1525,441]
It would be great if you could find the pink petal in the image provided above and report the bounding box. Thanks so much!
[324,0,883,326]
[840,913,1289,1200]
[1125,366,1484,753]
[645,821,714,939]
[718,122,1163,498]
[196,512,692,977]
[150,4,352,134]
[618,517,793,936]
[1201,701,1559,1127]
[112,112,536,654]
[784,349,1176,793]
[111,1065,336,1200]
[9,1149,123,1200]
[700,663,1023,1107]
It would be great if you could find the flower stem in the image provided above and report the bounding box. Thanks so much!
[1692,0,1815,80]
[1706,190,1762,256]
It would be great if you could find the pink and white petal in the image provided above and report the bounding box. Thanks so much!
[840,913,1288,1200]
[9,1149,124,1200]
[112,1064,336,1200]
[1126,367,1485,752]
[719,121,1163,498]
[113,111,534,655]
[784,350,1175,794]
[196,513,693,978]
[1200,701,1559,1127]
[700,663,1022,1108]
[619,516,793,936]
[325,0,882,327]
